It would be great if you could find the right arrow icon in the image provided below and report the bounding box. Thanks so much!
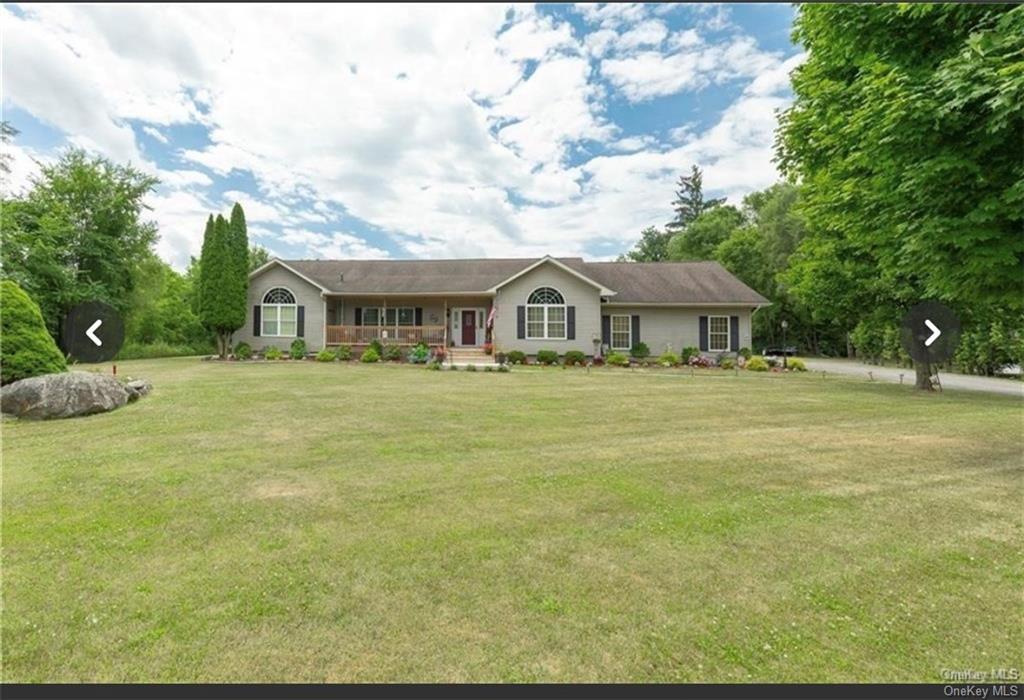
[924,319,941,347]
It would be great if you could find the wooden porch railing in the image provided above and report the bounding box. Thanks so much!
[325,325,445,346]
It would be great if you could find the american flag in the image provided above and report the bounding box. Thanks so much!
[486,306,496,329]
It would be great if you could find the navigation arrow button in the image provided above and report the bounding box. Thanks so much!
[86,319,103,347]
[924,319,941,347]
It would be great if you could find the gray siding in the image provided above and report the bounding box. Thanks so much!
[236,264,326,352]
[493,261,603,355]
[602,305,755,357]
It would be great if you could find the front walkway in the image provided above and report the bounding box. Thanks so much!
[802,358,1023,397]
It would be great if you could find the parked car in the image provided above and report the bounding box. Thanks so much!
[762,346,799,358]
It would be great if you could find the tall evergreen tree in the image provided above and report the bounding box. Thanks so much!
[227,203,250,344]
[666,165,725,232]
[198,214,240,358]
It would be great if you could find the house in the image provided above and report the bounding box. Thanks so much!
[235,256,769,358]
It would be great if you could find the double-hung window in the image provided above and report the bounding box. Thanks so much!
[709,315,730,352]
[525,287,566,340]
[611,315,632,350]
[261,288,297,337]
[365,307,415,326]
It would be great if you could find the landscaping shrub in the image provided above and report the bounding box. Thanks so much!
[689,354,715,368]
[720,357,736,370]
[746,356,769,372]
[483,365,494,372]
[315,349,336,362]
[465,363,478,372]
[606,351,630,367]
[264,347,283,360]
[369,338,383,356]
[117,342,212,360]
[738,347,752,360]
[591,355,605,366]
[382,343,402,362]
[432,346,447,363]
[234,341,252,360]
[788,358,808,372]
[335,345,352,361]
[360,347,380,363]
[0,280,66,385]
[536,350,559,365]
[563,350,586,366]
[497,365,510,373]
[495,351,507,365]
[680,346,699,363]
[507,350,527,365]
[290,338,307,360]
[657,351,680,366]
[630,342,650,359]
[407,343,431,364]
[426,360,442,370]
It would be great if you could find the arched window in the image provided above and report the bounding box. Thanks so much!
[262,287,297,337]
[526,286,566,339]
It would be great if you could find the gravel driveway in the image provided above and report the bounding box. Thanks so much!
[801,358,1023,397]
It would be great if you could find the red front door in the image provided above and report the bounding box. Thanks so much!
[461,310,476,345]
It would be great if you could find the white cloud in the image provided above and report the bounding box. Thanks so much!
[142,125,169,143]
[1,143,46,196]
[281,228,389,259]
[159,169,212,188]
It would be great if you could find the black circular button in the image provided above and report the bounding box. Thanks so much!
[61,301,125,363]
[900,301,960,364]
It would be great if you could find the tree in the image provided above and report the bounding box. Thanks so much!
[666,165,725,233]
[0,121,18,176]
[667,205,744,261]
[0,280,66,384]
[226,203,250,344]
[776,4,1024,389]
[619,226,672,262]
[249,244,271,271]
[198,214,244,357]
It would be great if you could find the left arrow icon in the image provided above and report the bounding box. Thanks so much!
[86,319,103,346]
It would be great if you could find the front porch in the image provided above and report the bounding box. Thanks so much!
[324,295,494,347]
[325,324,445,346]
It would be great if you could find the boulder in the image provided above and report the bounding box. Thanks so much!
[1,372,129,420]
[124,378,153,402]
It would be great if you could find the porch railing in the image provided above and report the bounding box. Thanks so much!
[325,325,446,346]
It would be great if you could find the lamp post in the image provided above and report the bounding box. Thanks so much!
[781,319,789,369]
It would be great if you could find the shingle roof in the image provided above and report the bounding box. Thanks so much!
[272,257,768,305]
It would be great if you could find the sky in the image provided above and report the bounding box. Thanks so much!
[2,3,804,270]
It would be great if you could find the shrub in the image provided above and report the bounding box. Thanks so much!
[495,351,507,365]
[606,351,630,367]
[563,350,586,366]
[738,347,752,360]
[117,342,212,360]
[0,280,66,384]
[335,345,352,361]
[657,351,680,366]
[591,355,605,367]
[720,357,736,370]
[315,349,336,362]
[680,346,699,363]
[536,350,558,365]
[360,347,380,363]
[368,338,383,356]
[497,365,510,373]
[382,343,402,362]
[465,363,478,372]
[264,347,283,360]
[432,346,446,362]
[788,357,807,372]
[290,338,307,359]
[407,343,431,364]
[483,365,494,372]
[688,354,715,368]
[630,342,650,359]
[234,341,252,360]
[765,355,779,368]
[507,350,527,365]
[426,360,442,370]
[746,355,769,372]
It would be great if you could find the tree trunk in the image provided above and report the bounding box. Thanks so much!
[914,359,934,391]
[846,332,853,358]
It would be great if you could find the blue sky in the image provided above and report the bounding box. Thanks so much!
[2,3,803,269]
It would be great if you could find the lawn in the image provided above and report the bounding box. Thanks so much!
[2,358,1021,682]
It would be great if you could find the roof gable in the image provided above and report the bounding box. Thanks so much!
[487,256,616,296]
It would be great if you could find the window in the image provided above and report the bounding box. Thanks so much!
[261,288,297,337]
[365,307,415,326]
[526,287,566,339]
[611,315,632,350]
[362,307,380,326]
[709,315,730,352]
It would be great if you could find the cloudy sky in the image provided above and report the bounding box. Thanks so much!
[3,3,804,269]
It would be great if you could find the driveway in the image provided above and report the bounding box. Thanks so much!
[801,358,1023,397]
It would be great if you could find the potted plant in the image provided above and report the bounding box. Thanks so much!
[483,342,493,355]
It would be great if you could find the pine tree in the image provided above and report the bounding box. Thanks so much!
[0,280,67,384]
[227,203,250,343]
[198,214,239,358]
[666,165,725,232]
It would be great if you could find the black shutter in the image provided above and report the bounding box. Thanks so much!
[730,316,739,352]
[253,306,261,336]
[516,306,526,339]
[354,307,362,326]
[699,316,709,351]
[415,307,423,326]
[601,315,611,347]
[567,306,576,340]
[631,315,640,349]
[297,306,305,337]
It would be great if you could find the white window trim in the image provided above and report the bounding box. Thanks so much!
[708,315,730,352]
[610,314,632,350]
[261,287,297,338]
[526,286,567,340]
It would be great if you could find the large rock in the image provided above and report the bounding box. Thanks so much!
[124,378,153,402]
[1,372,130,420]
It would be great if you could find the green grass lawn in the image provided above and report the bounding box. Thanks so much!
[3,358,1021,682]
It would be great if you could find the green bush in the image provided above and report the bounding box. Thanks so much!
[315,349,336,362]
[563,350,586,366]
[606,351,630,367]
[0,280,66,384]
[369,339,384,356]
[426,360,442,370]
[234,341,252,360]
[465,363,478,372]
[657,351,680,366]
[289,338,307,359]
[746,355,769,372]
[720,357,736,370]
[335,345,352,361]
[680,346,699,363]
[407,343,430,364]
[788,357,807,372]
[360,347,380,363]
[507,350,527,365]
[536,350,558,365]
[738,347,752,360]
[263,347,283,360]
[117,342,212,360]
[497,365,510,373]
[382,343,402,362]
[630,342,650,359]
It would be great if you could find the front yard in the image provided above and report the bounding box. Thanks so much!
[2,358,1021,682]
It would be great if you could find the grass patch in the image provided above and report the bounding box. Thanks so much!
[3,359,1021,682]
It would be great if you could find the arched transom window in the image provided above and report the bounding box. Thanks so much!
[526,286,566,339]
[262,287,297,337]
